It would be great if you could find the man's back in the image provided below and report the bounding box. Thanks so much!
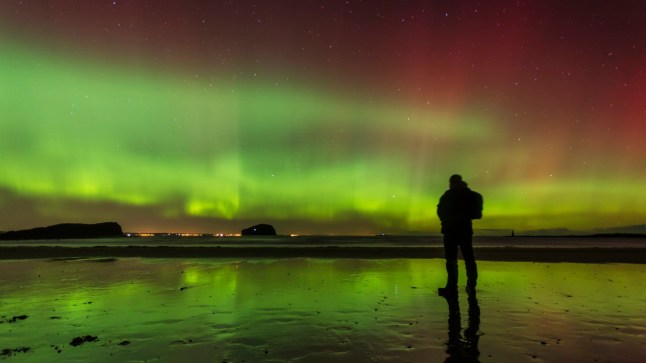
[437,184,474,234]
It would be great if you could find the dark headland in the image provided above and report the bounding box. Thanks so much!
[241,223,277,236]
[0,222,123,240]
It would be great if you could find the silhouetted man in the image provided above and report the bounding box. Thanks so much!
[437,174,480,296]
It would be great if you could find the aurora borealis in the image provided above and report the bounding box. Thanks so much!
[1,1,645,234]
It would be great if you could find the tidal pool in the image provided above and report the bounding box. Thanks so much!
[1,258,645,362]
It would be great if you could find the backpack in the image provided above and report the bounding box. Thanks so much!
[470,191,483,219]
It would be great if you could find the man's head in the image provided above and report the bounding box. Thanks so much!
[449,174,464,189]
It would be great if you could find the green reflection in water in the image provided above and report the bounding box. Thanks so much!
[1,258,645,362]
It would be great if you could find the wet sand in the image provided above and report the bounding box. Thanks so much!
[1,257,645,362]
[1,245,646,263]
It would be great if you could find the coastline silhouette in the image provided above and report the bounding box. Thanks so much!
[0,222,123,240]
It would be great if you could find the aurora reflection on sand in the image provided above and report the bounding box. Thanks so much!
[1,258,645,362]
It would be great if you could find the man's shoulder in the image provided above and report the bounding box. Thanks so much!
[439,189,452,199]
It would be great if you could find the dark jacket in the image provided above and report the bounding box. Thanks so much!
[437,184,474,235]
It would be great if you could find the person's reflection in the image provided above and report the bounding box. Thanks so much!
[442,291,481,362]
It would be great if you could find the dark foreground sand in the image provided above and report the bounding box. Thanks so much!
[1,245,646,263]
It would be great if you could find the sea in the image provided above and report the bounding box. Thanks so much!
[1,234,645,248]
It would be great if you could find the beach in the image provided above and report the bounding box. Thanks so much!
[2,235,646,263]
[1,237,646,362]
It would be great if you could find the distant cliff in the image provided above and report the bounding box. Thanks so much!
[0,222,124,240]
[241,224,277,236]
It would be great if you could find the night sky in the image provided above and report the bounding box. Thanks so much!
[1,1,645,234]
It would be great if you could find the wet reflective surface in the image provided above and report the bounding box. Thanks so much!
[1,258,645,362]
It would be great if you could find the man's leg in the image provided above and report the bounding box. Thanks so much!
[459,236,478,293]
[439,234,459,295]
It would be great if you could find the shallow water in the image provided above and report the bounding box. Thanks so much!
[1,258,645,362]
[2,235,646,248]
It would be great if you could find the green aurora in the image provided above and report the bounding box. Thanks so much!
[2,39,645,234]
